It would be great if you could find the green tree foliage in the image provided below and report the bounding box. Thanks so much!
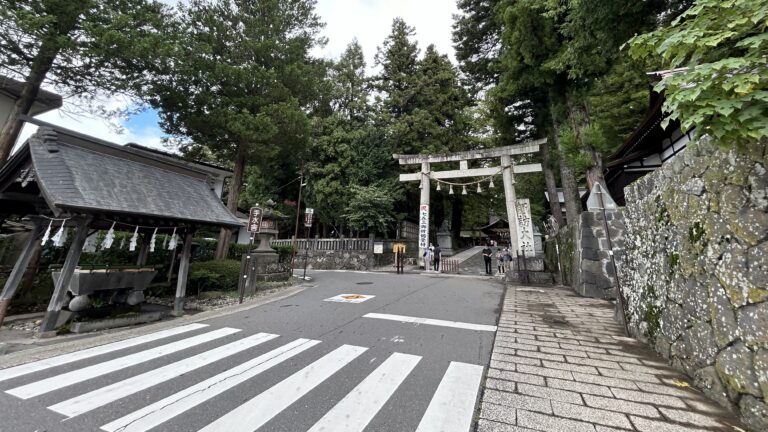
[628,0,768,146]
[144,0,324,257]
[0,0,169,164]
[452,0,503,93]
[343,185,397,235]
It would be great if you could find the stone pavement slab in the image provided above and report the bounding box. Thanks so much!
[477,285,748,432]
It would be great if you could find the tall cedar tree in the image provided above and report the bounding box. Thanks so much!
[0,0,169,165]
[145,0,324,259]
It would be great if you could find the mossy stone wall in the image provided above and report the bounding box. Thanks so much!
[621,137,768,431]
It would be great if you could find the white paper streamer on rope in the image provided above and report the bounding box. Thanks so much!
[102,222,116,249]
[168,228,178,250]
[52,220,68,247]
[41,220,53,246]
[129,226,139,251]
[82,232,98,253]
[162,234,168,250]
[149,228,158,252]
[120,237,125,250]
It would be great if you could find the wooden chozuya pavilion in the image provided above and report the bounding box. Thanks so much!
[0,119,241,334]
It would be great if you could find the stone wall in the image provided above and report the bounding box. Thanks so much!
[574,210,626,300]
[620,137,768,431]
[301,249,375,271]
[544,224,575,286]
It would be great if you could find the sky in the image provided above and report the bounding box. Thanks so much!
[17,0,460,153]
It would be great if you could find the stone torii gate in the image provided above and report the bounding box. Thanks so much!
[394,139,545,259]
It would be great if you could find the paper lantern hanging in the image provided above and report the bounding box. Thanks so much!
[449,185,454,195]
[129,226,139,251]
[149,227,158,252]
[52,220,68,247]
[476,183,483,193]
[462,185,468,195]
[102,222,116,249]
[41,220,53,246]
[489,178,495,188]
[436,182,441,191]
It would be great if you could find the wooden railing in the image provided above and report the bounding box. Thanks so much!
[271,238,372,251]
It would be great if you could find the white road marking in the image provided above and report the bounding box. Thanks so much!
[100,338,321,432]
[415,362,485,432]
[198,344,368,432]
[0,323,208,383]
[324,294,375,303]
[49,332,278,418]
[363,313,498,332]
[307,352,421,432]
[6,327,240,399]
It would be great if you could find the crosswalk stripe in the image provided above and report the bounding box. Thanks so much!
[198,344,368,432]
[6,327,240,399]
[307,352,421,432]
[0,323,208,383]
[415,362,484,432]
[100,338,321,432]
[49,332,278,418]
[363,313,498,332]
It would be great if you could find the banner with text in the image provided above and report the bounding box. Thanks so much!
[418,204,429,249]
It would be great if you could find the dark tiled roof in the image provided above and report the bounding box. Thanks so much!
[0,76,63,110]
[16,127,241,227]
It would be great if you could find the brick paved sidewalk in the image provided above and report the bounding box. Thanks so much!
[477,285,747,432]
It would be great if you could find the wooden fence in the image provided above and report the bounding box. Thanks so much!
[441,259,459,274]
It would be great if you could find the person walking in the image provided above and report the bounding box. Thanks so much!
[496,248,505,274]
[482,244,493,275]
[423,246,433,270]
[433,245,441,272]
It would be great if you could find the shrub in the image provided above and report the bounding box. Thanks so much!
[187,259,240,293]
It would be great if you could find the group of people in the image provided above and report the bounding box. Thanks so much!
[423,244,442,271]
[482,244,512,275]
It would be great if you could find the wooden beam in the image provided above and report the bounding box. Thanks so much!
[171,230,194,316]
[0,221,44,327]
[398,163,542,182]
[393,139,545,165]
[39,216,92,334]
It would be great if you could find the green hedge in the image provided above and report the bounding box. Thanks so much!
[187,259,241,293]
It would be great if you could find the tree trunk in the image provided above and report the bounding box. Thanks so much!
[0,39,60,165]
[550,99,582,226]
[541,141,564,228]
[566,96,606,191]
[215,143,247,259]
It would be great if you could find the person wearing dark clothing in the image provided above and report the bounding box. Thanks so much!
[482,245,492,274]
[433,245,441,271]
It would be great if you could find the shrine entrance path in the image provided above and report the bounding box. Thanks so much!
[477,285,746,432]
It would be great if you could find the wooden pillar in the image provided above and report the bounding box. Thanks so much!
[501,155,521,253]
[39,216,91,334]
[136,233,150,266]
[172,230,194,316]
[0,221,44,327]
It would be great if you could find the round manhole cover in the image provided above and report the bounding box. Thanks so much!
[356,282,373,285]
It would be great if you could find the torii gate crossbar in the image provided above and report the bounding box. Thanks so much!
[394,139,545,259]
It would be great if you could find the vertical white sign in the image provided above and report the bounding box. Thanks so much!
[418,204,429,249]
[516,199,535,257]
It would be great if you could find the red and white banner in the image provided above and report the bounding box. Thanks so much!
[418,204,429,249]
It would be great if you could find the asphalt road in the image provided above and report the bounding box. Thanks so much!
[0,270,504,432]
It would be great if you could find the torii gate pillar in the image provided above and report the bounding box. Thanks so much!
[419,161,430,260]
[501,154,520,253]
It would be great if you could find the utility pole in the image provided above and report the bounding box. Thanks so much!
[290,168,306,272]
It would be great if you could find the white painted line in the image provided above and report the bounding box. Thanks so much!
[49,332,278,418]
[6,327,240,399]
[100,338,321,432]
[0,323,208,383]
[308,352,421,432]
[415,362,484,432]
[324,294,375,303]
[363,313,497,332]
[198,344,368,432]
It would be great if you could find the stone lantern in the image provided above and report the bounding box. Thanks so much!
[241,201,290,295]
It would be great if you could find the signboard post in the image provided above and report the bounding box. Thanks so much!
[240,207,263,304]
[302,208,314,280]
[247,207,263,233]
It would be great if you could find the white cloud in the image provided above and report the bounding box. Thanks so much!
[15,0,459,152]
[315,0,458,67]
